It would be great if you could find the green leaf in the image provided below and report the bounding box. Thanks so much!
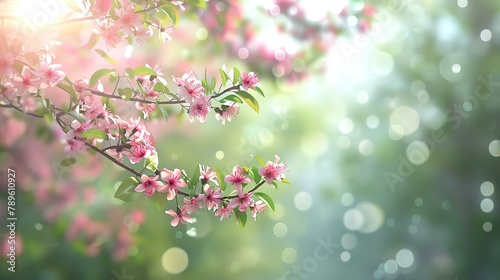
[161,4,179,26]
[233,67,240,85]
[114,177,141,202]
[254,192,275,211]
[151,193,168,211]
[235,90,259,113]
[86,33,99,51]
[43,112,54,124]
[125,67,135,79]
[188,163,200,189]
[133,66,158,77]
[153,83,166,93]
[80,128,109,140]
[219,94,243,104]
[90,68,114,87]
[144,153,159,171]
[251,166,262,183]
[252,155,266,167]
[252,86,265,97]
[94,49,117,66]
[68,111,86,123]
[234,209,247,228]
[118,88,133,101]
[215,168,227,191]
[60,158,76,167]
[272,181,278,189]
[57,80,78,101]
[156,104,169,121]
[219,69,229,87]
[186,0,207,8]
[281,178,292,184]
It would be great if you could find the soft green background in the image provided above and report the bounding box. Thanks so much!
[1,0,500,279]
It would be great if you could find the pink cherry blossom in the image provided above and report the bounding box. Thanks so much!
[172,70,204,103]
[158,168,187,200]
[215,206,233,221]
[198,185,222,211]
[215,102,239,125]
[134,175,163,196]
[92,0,112,17]
[66,119,93,139]
[135,101,156,119]
[228,192,254,212]
[241,71,259,90]
[224,165,251,195]
[38,61,65,88]
[189,95,211,123]
[115,6,141,35]
[251,201,267,221]
[160,26,173,42]
[258,155,288,184]
[12,66,41,94]
[126,139,155,164]
[63,138,88,155]
[165,208,193,227]
[182,197,203,214]
[199,164,218,186]
[100,26,122,50]
[0,50,14,77]
[135,26,153,46]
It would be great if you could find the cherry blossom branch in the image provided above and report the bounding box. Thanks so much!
[0,102,43,118]
[225,180,266,199]
[84,142,141,177]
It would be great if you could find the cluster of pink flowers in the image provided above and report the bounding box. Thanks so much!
[130,158,288,227]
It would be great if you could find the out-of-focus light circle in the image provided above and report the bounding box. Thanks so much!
[366,115,379,129]
[406,140,430,165]
[215,151,224,159]
[124,45,134,58]
[293,58,306,72]
[488,140,500,157]
[196,27,208,41]
[356,90,369,104]
[480,29,492,42]
[238,47,249,59]
[339,118,354,134]
[411,80,426,94]
[417,90,429,103]
[341,233,358,250]
[268,4,280,16]
[483,222,493,232]
[390,106,420,136]
[415,197,424,207]
[357,202,385,233]
[451,63,461,73]
[35,223,43,230]
[386,218,395,227]
[384,259,398,274]
[373,270,384,279]
[389,125,404,140]
[340,251,351,262]
[282,248,297,264]
[457,0,468,8]
[341,192,354,206]
[162,247,189,274]
[408,225,418,234]
[370,51,394,76]
[358,139,374,156]
[304,0,328,21]
[480,181,494,196]
[396,249,415,268]
[480,198,494,213]
[412,214,421,224]
[274,49,286,61]
[294,192,313,211]
[273,64,285,77]
[273,223,288,237]
[337,135,351,150]
[343,208,364,231]
[442,200,451,210]
[347,16,358,27]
